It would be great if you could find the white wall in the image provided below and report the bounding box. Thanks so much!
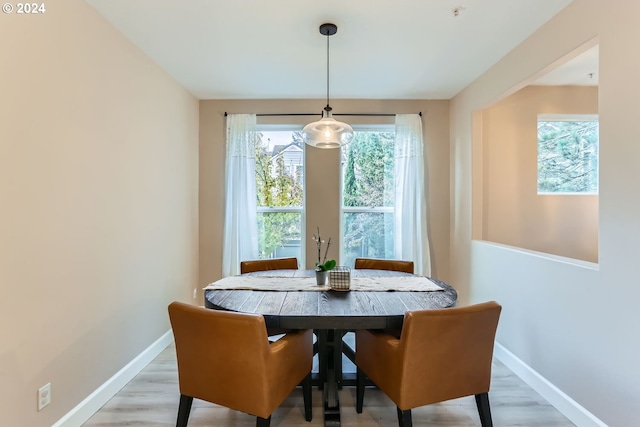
[451,1,640,426]
[0,1,199,425]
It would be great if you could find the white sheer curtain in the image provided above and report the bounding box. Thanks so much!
[222,114,258,277]
[394,114,431,276]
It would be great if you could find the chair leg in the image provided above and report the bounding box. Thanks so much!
[396,407,412,427]
[176,394,193,427]
[475,392,494,427]
[256,415,271,427]
[302,373,312,421]
[356,367,365,413]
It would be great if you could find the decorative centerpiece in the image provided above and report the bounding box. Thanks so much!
[329,266,351,291]
[312,227,336,285]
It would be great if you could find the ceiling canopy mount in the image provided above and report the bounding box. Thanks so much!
[319,23,337,37]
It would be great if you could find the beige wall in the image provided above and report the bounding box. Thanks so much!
[480,85,598,262]
[0,1,199,426]
[451,1,639,425]
[199,99,450,292]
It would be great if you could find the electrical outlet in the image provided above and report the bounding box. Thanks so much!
[193,288,197,299]
[38,383,51,411]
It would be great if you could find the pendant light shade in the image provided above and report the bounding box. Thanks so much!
[302,109,354,148]
[303,23,354,149]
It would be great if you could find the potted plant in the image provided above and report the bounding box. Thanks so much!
[312,227,335,285]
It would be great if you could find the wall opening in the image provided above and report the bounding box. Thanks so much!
[472,42,599,263]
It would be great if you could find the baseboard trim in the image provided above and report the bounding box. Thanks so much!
[52,330,173,427]
[494,342,607,427]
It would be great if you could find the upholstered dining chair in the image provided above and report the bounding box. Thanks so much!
[239,257,299,337]
[353,257,414,274]
[338,258,415,369]
[240,257,299,274]
[168,301,313,427]
[355,301,502,427]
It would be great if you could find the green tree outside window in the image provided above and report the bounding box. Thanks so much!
[255,131,304,259]
[538,118,599,193]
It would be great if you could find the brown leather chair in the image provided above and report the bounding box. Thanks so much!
[240,257,299,274]
[168,302,313,427]
[355,301,502,427]
[340,258,414,367]
[239,257,299,337]
[354,257,414,274]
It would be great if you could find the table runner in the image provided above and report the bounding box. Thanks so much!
[204,275,443,292]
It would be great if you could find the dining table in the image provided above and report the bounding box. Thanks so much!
[204,268,457,427]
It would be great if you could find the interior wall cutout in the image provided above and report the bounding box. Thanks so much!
[473,45,599,263]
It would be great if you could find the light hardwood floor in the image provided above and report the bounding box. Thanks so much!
[83,342,576,427]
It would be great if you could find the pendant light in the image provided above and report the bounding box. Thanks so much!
[302,23,354,149]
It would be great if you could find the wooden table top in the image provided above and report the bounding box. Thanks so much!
[204,269,457,331]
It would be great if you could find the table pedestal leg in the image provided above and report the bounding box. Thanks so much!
[318,329,343,427]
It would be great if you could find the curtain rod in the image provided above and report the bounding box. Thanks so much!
[223,112,422,117]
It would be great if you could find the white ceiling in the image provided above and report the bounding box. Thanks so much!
[85,0,581,100]
[532,45,599,86]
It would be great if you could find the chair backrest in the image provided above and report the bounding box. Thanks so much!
[240,257,299,274]
[354,257,414,274]
[168,302,272,415]
[397,301,502,408]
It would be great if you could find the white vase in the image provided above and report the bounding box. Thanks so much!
[315,270,328,286]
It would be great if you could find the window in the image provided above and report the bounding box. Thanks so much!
[341,128,396,267]
[537,114,599,194]
[254,128,304,261]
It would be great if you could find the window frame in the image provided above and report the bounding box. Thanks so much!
[254,125,306,265]
[339,124,396,267]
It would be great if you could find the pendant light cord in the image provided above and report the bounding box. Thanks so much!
[325,31,331,112]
